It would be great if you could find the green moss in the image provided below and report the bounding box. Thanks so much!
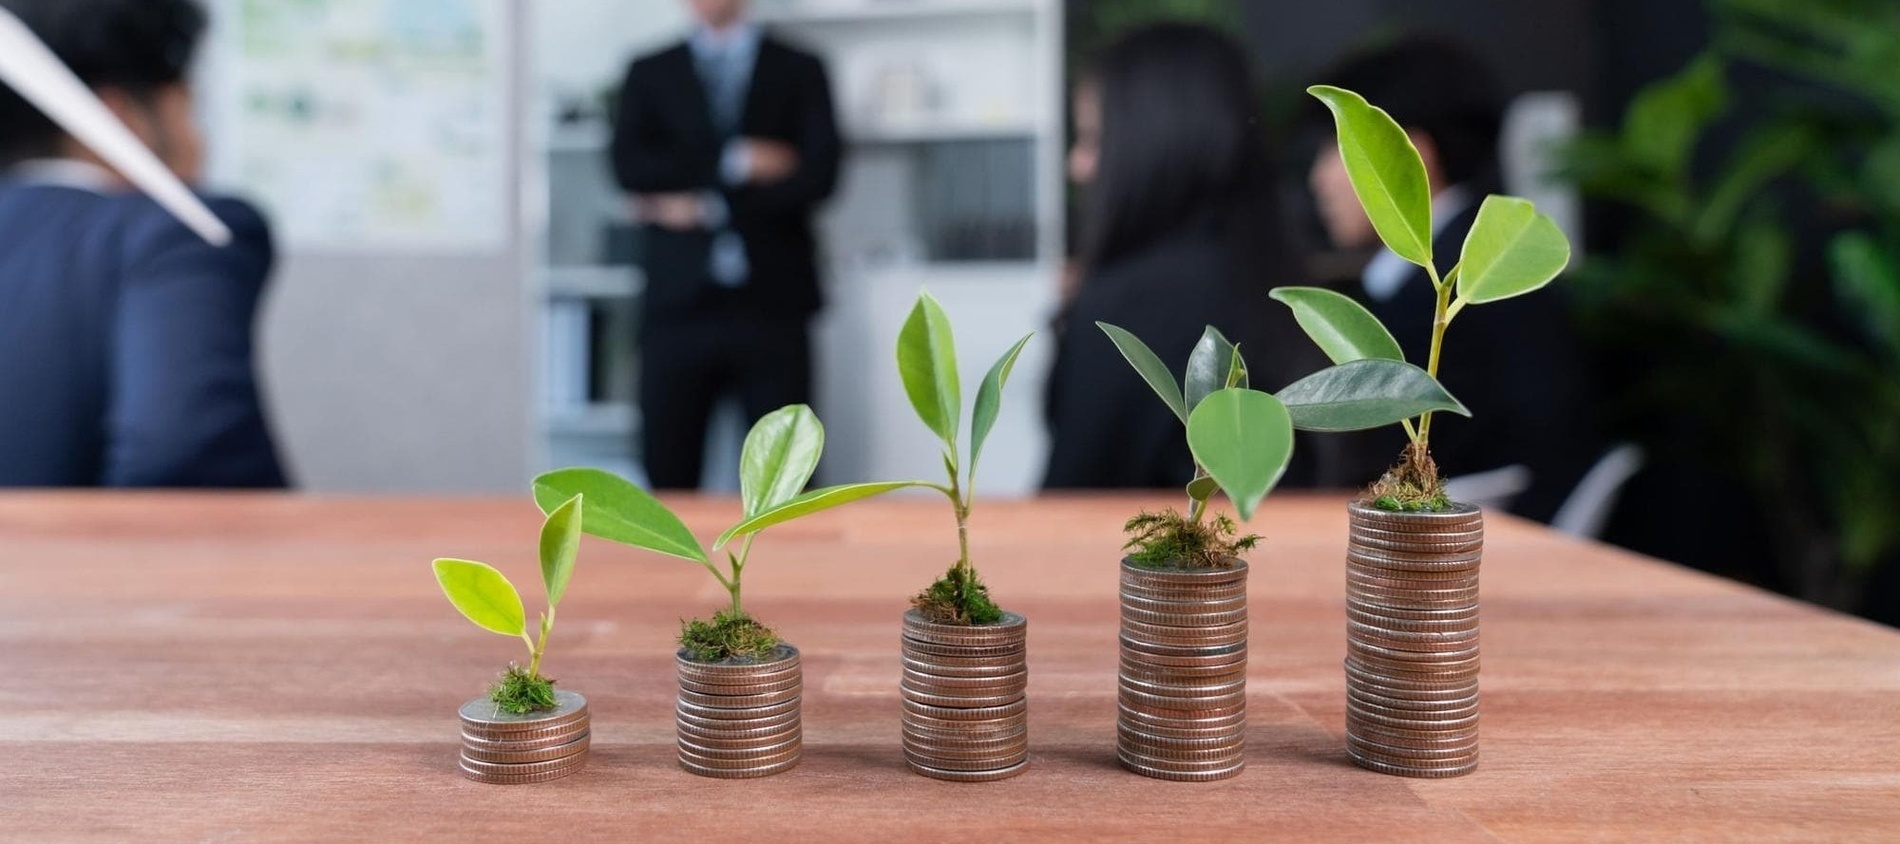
[1366,442,1451,511]
[1122,509,1257,569]
[488,664,557,714]
[679,609,782,663]
[911,563,1005,625]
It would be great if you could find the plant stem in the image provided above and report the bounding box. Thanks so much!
[1187,466,1209,524]
[1418,264,1455,445]
[947,468,972,573]
[728,534,756,617]
[527,609,552,679]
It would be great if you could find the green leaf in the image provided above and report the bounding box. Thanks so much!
[715,481,924,548]
[1185,389,1293,521]
[1186,475,1220,503]
[1224,344,1248,389]
[740,404,824,519]
[432,558,527,637]
[1621,54,1725,180]
[1275,360,1470,432]
[1268,286,1404,364]
[1692,120,1812,245]
[970,333,1034,479]
[538,494,583,608]
[1731,215,1791,318]
[1307,85,1434,268]
[532,468,707,564]
[1455,196,1573,305]
[1184,326,1246,412]
[1863,136,1900,216]
[897,290,961,445]
[1096,322,1186,424]
[1828,231,1900,360]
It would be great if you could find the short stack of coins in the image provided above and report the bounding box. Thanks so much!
[900,610,1030,781]
[1344,501,1483,778]
[1117,559,1249,782]
[675,646,803,778]
[458,690,591,784]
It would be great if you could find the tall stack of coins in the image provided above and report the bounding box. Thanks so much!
[1344,501,1482,778]
[900,610,1029,781]
[458,690,591,784]
[1117,559,1249,782]
[675,646,803,778]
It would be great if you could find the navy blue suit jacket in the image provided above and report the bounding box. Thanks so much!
[0,178,287,487]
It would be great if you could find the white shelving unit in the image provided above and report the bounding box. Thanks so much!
[525,0,1063,492]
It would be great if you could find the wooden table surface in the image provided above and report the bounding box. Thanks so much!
[3,492,1897,842]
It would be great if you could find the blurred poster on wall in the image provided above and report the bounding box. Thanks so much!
[202,0,509,253]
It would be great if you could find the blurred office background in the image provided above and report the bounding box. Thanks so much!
[181,0,1899,622]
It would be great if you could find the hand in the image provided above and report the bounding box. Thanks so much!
[740,138,799,184]
[634,192,704,231]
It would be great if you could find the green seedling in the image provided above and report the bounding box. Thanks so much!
[895,290,1032,624]
[432,494,584,713]
[1095,317,1462,564]
[1278,84,1572,510]
[533,404,920,662]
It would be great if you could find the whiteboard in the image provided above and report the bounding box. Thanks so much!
[201,0,510,253]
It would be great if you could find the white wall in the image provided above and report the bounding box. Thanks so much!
[201,0,534,492]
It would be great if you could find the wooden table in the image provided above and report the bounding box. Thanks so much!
[3,493,1897,842]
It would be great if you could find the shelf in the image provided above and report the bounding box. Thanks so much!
[545,265,643,298]
[757,0,1038,25]
[848,119,1036,144]
[545,122,610,153]
[547,402,638,437]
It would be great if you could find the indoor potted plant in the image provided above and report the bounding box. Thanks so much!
[1278,84,1573,778]
[1093,323,1286,783]
[1096,323,1461,781]
[432,494,592,784]
[892,290,1036,782]
[532,404,918,779]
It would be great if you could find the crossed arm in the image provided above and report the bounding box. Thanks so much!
[610,52,841,230]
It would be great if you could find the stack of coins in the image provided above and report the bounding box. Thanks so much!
[458,690,591,784]
[675,646,803,778]
[900,610,1029,781]
[1117,559,1249,782]
[1344,501,1483,778]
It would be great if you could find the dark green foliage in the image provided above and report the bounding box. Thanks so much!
[679,609,782,663]
[488,664,557,714]
[912,563,1005,625]
[1123,509,1258,569]
[1560,0,1900,612]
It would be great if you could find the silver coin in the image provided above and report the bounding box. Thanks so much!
[458,690,588,735]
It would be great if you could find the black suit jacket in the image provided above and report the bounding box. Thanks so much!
[610,35,840,322]
[1330,203,1597,521]
[0,180,286,487]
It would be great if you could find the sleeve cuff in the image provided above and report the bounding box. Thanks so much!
[720,140,750,186]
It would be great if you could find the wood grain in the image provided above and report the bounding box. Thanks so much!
[1,492,1896,842]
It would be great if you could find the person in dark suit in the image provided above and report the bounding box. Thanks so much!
[610,0,841,490]
[1043,24,1326,490]
[1305,37,1594,522]
[0,0,286,488]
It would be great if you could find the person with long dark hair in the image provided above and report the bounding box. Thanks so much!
[1042,23,1318,489]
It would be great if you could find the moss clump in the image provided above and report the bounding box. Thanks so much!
[1366,442,1451,511]
[911,563,1005,625]
[1123,509,1258,569]
[488,664,557,714]
[679,609,781,663]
